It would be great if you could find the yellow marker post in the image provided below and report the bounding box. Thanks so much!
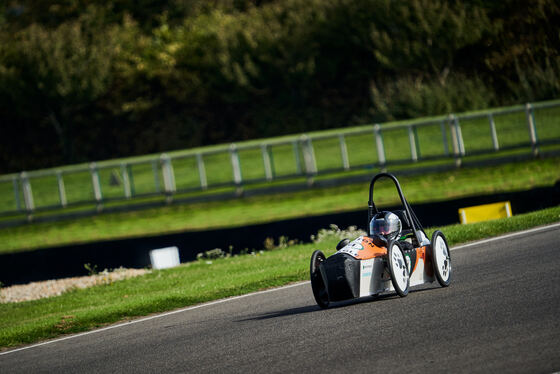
[458,201,512,224]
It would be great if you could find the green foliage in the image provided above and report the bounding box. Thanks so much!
[0,7,130,168]
[482,0,560,101]
[369,0,491,76]
[369,74,496,120]
[196,248,229,260]
[84,263,99,276]
[0,0,559,173]
[311,224,366,244]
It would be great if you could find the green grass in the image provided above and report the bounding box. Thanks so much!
[1,100,559,213]
[0,156,559,254]
[1,205,559,350]
[1,102,558,349]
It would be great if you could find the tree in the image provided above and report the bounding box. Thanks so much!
[0,10,120,165]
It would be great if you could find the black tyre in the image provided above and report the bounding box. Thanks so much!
[310,250,329,308]
[387,241,410,297]
[336,238,350,251]
[430,230,452,287]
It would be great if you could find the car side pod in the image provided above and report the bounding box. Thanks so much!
[387,241,410,297]
[310,250,330,308]
[430,230,452,287]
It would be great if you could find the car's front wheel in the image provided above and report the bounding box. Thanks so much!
[430,230,452,287]
[387,241,410,297]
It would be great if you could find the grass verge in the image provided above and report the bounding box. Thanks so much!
[1,156,559,254]
[1,205,559,350]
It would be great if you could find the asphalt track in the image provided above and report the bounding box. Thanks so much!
[2,224,560,373]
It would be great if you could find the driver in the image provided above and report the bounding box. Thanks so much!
[370,211,419,251]
[369,211,402,241]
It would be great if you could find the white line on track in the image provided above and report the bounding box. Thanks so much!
[0,282,308,356]
[2,221,559,356]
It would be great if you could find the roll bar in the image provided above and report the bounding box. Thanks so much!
[367,173,425,245]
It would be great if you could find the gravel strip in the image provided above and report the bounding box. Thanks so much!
[0,268,150,303]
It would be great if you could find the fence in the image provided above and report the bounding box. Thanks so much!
[1,100,559,217]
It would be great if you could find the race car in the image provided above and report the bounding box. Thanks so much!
[310,172,452,308]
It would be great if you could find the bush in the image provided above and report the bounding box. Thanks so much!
[369,74,496,121]
[0,0,558,173]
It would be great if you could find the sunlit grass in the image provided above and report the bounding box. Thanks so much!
[0,156,558,254]
[1,205,559,349]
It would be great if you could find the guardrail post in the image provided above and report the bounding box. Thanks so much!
[20,172,34,214]
[373,124,386,169]
[89,162,103,210]
[229,144,243,195]
[151,160,161,193]
[301,135,317,185]
[407,126,418,162]
[413,126,421,159]
[488,113,499,151]
[338,134,350,170]
[440,120,449,156]
[261,144,274,181]
[127,164,135,196]
[449,114,463,167]
[56,170,67,207]
[12,176,22,211]
[454,116,465,156]
[120,163,131,199]
[160,154,176,202]
[525,103,539,156]
[196,153,208,190]
[292,141,303,175]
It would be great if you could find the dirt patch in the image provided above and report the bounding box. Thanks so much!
[0,268,149,303]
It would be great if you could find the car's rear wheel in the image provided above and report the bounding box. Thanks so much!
[310,250,329,308]
[336,238,350,250]
[430,230,452,287]
[387,241,409,297]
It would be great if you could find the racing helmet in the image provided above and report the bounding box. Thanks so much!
[369,211,402,241]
